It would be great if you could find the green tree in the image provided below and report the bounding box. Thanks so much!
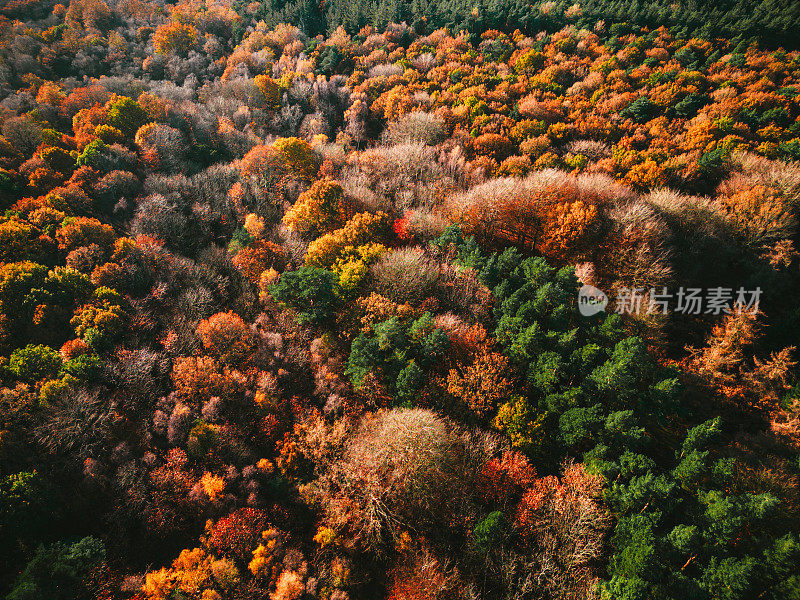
[8,345,62,383]
[106,97,149,137]
[620,97,660,123]
[76,139,117,173]
[346,313,449,405]
[473,511,506,554]
[268,266,340,325]
[7,536,106,600]
[0,471,50,581]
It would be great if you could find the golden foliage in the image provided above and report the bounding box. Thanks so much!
[272,137,319,182]
[153,21,198,55]
[282,177,344,236]
[446,348,512,418]
[200,472,225,501]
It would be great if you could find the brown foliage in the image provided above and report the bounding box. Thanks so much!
[513,462,609,600]
[386,546,460,600]
[307,409,494,549]
[232,240,286,285]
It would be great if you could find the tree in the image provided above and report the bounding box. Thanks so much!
[514,462,608,591]
[621,97,659,123]
[443,172,615,259]
[446,348,513,419]
[0,218,46,263]
[75,139,111,172]
[196,311,253,366]
[208,508,270,562]
[232,240,286,285]
[473,510,506,553]
[7,536,106,600]
[254,75,282,110]
[8,344,62,383]
[346,313,449,404]
[105,96,149,137]
[272,137,319,181]
[282,177,344,236]
[271,571,305,600]
[39,147,76,176]
[268,267,340,325]
[70,296,127,352]
[0,471,50,578]
[395,359,424,406]
[369,247,440,306]
[306,408,488,549]
[239,145,288,183]
[135,123,186,172]
[55,216,116,252]
[384,111,447,145]
[0,261,49,342]
[473,133,514,162]
[304,211,389,272]
[152,21,198,55]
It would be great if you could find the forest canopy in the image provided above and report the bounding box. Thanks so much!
[231,0,800,49]
[0,1,799,600]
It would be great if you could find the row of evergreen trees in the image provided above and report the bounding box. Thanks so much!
[233,0,800,49]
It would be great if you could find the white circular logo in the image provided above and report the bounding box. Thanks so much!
[578,284,608,316]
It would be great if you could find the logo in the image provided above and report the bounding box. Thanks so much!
[578,284,608,317]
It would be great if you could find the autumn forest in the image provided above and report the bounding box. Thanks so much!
[0,0,800,599]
